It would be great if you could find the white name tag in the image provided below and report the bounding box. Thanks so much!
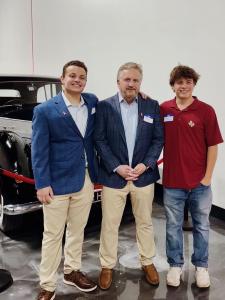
[143,115,153,124]
[91,107,96,114]
[164,115,174,122]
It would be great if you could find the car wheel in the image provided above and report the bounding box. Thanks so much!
[0,192,23,233]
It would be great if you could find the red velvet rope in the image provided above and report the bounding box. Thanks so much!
[0,159,163,187]
[0,168,35,184]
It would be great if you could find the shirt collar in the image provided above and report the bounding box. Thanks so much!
[62,91,85,107]
[118,92,138,104]
[170,96,199,111]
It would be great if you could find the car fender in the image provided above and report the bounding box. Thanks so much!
[0,131,31,177]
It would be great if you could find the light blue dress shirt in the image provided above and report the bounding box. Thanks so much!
[62,91,88,166]
[119,92,138,166]
[62,91,88,137]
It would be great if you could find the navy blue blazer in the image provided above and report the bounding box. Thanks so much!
[31,92,98,195]
[94,94,164,188]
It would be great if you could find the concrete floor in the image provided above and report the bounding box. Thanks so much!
[0,202,225,300]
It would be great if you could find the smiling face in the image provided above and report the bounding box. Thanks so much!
[117,68,142,103]
[61,65,87,95]
[172,77,195,101]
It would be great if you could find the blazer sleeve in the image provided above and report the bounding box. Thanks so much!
[142,100,164,169]
[31,105,51,189]
[94,101,120,173]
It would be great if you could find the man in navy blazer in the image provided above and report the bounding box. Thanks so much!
[32,60,98,300]
[94,62,164,289]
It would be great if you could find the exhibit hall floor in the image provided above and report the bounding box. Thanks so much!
[0,202,225,300]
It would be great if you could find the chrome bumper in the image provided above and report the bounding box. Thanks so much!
[4,201,42,215]
[3,189,102,216]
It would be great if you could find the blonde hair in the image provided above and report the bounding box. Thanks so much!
[117,62,143,80]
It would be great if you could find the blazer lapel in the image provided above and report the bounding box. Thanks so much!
[54,93,82,137]
[83,95,92,138]
[112,94,127,145]
[133,96,144,150]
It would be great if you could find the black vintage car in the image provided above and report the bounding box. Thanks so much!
[0,75,61,232]
[0,75,104,233]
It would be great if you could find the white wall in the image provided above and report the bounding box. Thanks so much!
[0,0,33,73]
[0,0,225,208]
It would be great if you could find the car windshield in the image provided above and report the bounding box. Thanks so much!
[0,80,62,105]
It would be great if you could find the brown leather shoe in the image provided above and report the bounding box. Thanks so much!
[64,270,97,292]
[142,264,159,285]
[98,268,113,290]
[36,289,55,300]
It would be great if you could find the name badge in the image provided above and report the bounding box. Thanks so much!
[91,107,96,114]
[164,115,174,122]
[143,115,153,124]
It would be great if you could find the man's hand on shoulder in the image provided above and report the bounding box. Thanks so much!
[139,91,151,99]
[37,186,54,204]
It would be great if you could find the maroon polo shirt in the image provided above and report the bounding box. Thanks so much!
[160,97,223,189]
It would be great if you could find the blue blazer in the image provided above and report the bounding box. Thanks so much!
[31,92,98,195]
[94,94,164,188]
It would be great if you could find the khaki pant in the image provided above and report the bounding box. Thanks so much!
[99,182,155,269]
[40,171,94,292]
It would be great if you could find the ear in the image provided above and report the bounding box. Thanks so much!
[60,75,64,85]
[171,86,175,93]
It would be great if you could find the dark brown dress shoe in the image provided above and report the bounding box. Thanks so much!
[98,268,113,290]
[142,264,159,285]
[64,270,97,292]
[36,289,55,300]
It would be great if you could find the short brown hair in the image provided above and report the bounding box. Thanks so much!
[169,65,200,86]
[62,60,88,77]
[117,62,143,80]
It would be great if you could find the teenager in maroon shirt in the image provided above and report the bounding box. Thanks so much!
[160,65,223,288]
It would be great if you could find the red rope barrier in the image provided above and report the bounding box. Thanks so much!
[0,168,35,184]
[157,158,163,165]
[0,159,163,186]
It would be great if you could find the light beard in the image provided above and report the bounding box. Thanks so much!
[123,90,138,103]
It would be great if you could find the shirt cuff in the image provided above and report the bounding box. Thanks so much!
[113,166,120,173]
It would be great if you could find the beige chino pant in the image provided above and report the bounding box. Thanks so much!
[99,182,155,269]
[40,171,94,292]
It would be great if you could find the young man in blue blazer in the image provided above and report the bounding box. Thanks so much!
[94,62,164,289]
[32,60,98,300]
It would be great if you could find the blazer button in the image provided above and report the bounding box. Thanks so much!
[81,155,85,159]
